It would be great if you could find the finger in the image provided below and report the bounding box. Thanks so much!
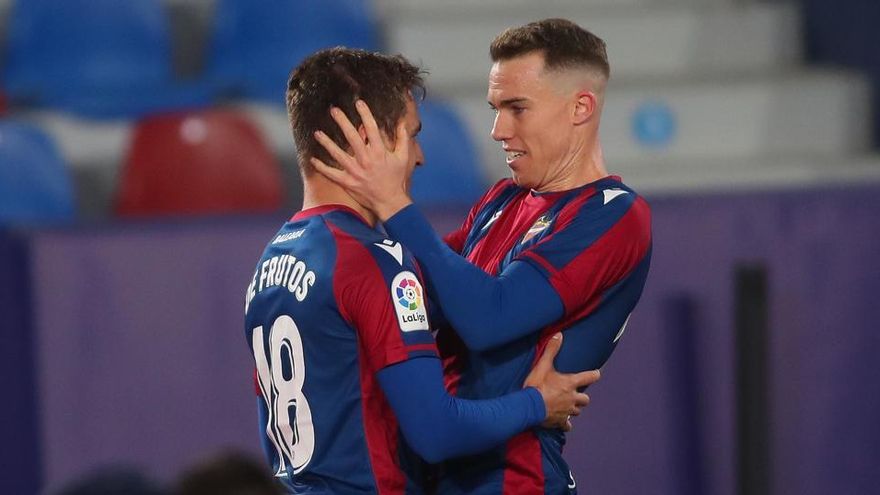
[533,333,563,374]
[572,369,601,388]
[328,107,369,164]
[314,130,359,174]
[354,100,385,151]
[574,392,590,408]
[311,157,355,189]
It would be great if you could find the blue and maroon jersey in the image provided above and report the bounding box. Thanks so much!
[437,176,652,494]
[244,204,438,494]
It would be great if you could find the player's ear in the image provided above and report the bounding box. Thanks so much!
[358,124,369,144]
[572,91,596,125]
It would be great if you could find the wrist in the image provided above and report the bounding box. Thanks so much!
[375,195,413,222]
[523,386,547,424]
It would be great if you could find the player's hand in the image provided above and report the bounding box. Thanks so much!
[523,333,600,431]
[311,100,414,221]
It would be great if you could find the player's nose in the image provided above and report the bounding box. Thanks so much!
[490,112,512,142]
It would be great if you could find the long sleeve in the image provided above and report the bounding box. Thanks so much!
[377,356,544,464]
[385,204,564,351]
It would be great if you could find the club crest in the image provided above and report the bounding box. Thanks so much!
[521,214,552,244]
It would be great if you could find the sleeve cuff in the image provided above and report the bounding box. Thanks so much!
[384,204,443,258]
[523,387,546,426]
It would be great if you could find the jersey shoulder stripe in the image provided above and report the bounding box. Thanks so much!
[519,179,649,273]
[517,188,651,314]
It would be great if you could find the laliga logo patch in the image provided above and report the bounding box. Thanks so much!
[521,214,552,244]
[391,271,429,332]
[396,277,422,310]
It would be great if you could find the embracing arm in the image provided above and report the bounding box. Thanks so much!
[310,101,563,351]
[377,357,542,463]
[377,334,598,463]
[385,205,563,351]
[310,100,650,356]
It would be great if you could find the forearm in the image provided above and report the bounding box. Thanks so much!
[385,205,563,350]
[378,357,544,463]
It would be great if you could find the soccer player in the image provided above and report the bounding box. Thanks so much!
[312,19,653,494]
[244,47,600,494]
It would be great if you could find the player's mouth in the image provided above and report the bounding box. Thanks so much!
[505,149,526,165]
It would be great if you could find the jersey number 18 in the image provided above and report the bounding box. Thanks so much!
[252,315,315,476]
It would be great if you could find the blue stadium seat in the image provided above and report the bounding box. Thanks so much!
[2,0,211,119]
[411,100,487,207]
[206,0,381,104]
[0,121,76,225]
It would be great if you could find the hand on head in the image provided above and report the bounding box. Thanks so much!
[311,99,418,221]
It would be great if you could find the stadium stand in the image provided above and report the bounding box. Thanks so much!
[205,0,381,104]
[0,120,76,225]
[114,109,284,216]
[236,96,486,209]
[381,0,880,191]
[1,0,211,119]
[803,0,880,145]
[410,99,487,207]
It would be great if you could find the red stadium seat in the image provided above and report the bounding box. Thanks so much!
[115,109,284,216]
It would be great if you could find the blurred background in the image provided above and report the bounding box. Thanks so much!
[1,0,879,494]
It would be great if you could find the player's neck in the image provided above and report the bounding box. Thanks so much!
[535,138,608,193]
[577,138,608,184]
[301,172,378,226]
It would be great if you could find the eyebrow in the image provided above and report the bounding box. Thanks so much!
[488,97,529,109]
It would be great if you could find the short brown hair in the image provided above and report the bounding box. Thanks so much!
[286,47,425,175]
[490,18,610,79]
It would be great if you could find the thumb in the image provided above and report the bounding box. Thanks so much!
[534,333,563,374]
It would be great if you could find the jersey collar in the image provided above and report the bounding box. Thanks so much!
[291,204,371,225]
[528,175,622,198]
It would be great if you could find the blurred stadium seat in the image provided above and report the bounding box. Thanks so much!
[0,121,76,225]
[205,0,381,104]
[114,109,284,216]
[410,100,487,207]
[1,0,211,119]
